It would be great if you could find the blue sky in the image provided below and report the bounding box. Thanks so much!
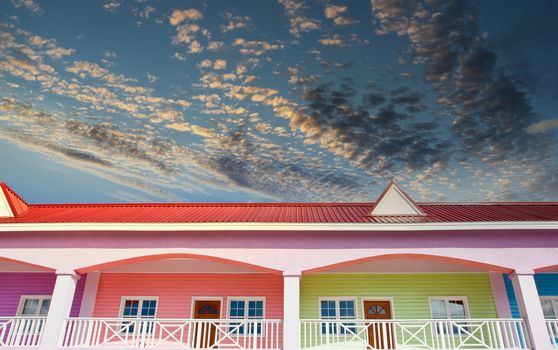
[0,0,557,203]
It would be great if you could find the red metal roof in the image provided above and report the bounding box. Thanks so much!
[1,183,558,224]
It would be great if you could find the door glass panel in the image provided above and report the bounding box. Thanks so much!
[367,305,386,315]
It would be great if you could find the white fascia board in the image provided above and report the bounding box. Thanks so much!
[0,221,557,232]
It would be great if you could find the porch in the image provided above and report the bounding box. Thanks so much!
[0,317,530,349]
[299,319,529,350]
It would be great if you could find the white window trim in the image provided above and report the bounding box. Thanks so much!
[118,296,159,319]
[361,297,395,320]
[540,296,558,319]
[227,297,267,320]
[17,295,52,317]
[428,296,470,319]
[318,297,358,320]
[190,297,224,319]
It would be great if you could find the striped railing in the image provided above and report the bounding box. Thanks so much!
[547,320,558,350]
[61,318,282,349]
[0,317,46,348]
[300,319,530,350]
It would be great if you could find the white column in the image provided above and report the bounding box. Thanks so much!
[39,270,79,350]
[79,271,100,317]
[489,272,512,318]
[283,271,301,350]
[510,270,552,350]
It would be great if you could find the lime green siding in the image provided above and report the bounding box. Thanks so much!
[301,273,497,319]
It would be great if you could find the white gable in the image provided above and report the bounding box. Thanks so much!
[0,187,14,218]
[371,182,424,216]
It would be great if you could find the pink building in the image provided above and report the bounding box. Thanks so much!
[1,181,558,350]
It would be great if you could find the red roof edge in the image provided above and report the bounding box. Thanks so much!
[0,183,30,217]
[372,179,427,216]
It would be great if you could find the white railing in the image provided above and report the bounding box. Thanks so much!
[300,319,530,350]
[61,318,282,349]
[546,320,558,350]
[0,317,46,348]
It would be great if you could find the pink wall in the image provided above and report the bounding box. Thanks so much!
[93,273,283,319]
[0,272,86,316]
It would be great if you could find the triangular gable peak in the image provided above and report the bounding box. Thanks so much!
[0,183,29,218]
[371,180,426,216]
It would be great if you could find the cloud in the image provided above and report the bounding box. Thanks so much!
[173,52,186,61]
[207,41,224,51]
[102,0,122,12]
[318,35,346,47]
[371,0,540,160]
[169,9,202,26]
[232,38,284,56]
[221,12,251,33]
[45,47,75,59]
[137,6,155,19]
[189,41,203,54]
[166,122,217,138]
[278,0,321,37]
[527,119,558,134]
[197,59,228,71]
[146,71,158,83]
[324,4,346,19]
[172,24,200,45]
[334,16,359,26]
[9,0,43,14]
[289,16,320,36]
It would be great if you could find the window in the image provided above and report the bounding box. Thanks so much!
[429,297,469,335]
[319,298,356,334]
[120,297,158,333]
[541,297,558,319]
[228,298,265,335]
[18,296,51,316]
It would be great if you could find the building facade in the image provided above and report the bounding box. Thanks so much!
[1,181,558,350]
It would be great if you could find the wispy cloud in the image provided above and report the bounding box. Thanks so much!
[9,0,43,15]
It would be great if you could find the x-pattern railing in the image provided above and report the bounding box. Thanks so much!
[300,319,530,350]
[61,318,282,349]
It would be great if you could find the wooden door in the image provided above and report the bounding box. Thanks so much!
[363,300,394,349]
[192,300,221,348]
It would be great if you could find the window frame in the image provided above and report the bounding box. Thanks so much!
[540,296,558,319]
[227,297,266,336]
[118,296,159,334]
[17,295,52,317]
[118,296,159,319]
[318,297,358,335]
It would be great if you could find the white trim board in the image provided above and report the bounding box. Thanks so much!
[0,221,557,232]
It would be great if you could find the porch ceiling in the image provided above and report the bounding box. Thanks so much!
[0,259,52,272]
[320,257,488,273]
[101,258,267,273]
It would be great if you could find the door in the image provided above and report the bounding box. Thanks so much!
[192,300,221,348]
[364,300,394,349]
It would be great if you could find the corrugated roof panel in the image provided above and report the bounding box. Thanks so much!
[1,201,558,224]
